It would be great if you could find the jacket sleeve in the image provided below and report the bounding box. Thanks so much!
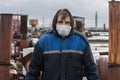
[25,42,44,80]
[83,44,100,80]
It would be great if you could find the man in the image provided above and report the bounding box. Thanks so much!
[26,8,100,80]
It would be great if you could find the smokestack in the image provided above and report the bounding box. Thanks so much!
[103,23,106,31]
[95,11,98,28]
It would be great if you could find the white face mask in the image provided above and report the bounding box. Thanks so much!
[56,24,71,37]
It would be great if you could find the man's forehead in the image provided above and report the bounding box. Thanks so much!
[57,15,70,20]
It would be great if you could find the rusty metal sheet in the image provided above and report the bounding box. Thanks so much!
[0,65,10,80]
[20,15,27,36]
[108,66,120,80]
[0,14,13,63]
[109,1,120,64]
[96,55,109,80]
[20,39,28,50]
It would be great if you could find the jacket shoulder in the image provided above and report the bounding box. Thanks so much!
[39,30,53,39]
[74,31,89,46]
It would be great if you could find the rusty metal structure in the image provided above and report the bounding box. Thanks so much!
[29,19,39,38]
[13,15,28,80]
[108,1,120,80]
[0,14,13,80]
[29,19,38,27]
[14,15,28,56]
[13,14,21,38]
[109,1,120,65]
[73,16,85,32]
[97,55,108,80]
[0,13,29,80]
[97,0,120,80]
[20,15,28,50]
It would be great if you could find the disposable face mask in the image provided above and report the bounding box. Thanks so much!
[56,24,71,37]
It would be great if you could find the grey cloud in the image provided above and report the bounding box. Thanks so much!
[0,0,110,28]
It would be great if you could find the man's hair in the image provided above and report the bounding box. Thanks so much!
[57,9,70,20]
[52,8,74,37]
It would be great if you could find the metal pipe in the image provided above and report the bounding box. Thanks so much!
[0,14,13,80]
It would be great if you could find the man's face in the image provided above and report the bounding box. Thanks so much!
[56,15,70,26]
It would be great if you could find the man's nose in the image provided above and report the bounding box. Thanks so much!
[61,22,66,25]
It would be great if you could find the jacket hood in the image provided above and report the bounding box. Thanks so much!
[52,8,74,38]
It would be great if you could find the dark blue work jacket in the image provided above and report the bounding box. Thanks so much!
[26,32,100,80]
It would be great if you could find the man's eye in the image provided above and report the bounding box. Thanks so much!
[57,21,63,23]
[65,21,70,24]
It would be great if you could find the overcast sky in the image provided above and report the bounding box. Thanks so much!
[0,0,116,28]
